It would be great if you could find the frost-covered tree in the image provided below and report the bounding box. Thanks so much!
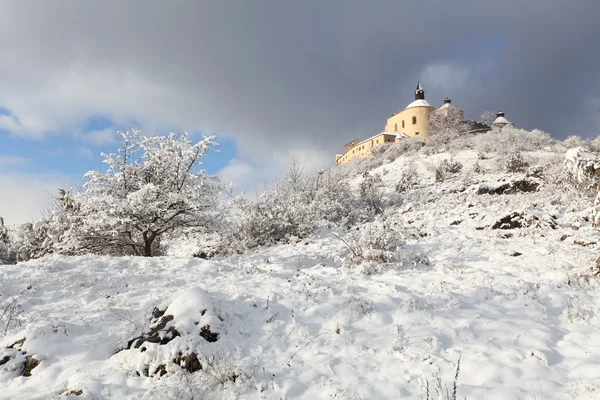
[219,161,356,252]
[62,130,221,256]
[359,171,385,214]
[563,147,600,200]
[427,108,469,148]
[480,110,496,125]
[563,135,586,149]
[0,217,10,263]
[470,126,553,155]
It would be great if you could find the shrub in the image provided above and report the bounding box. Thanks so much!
[219,165,357,253]
[434,158,463,182]
[359,171,385,214]
[426,108,469,150]
[382,138,425,162]
[443,158,463,174]
[563,135,586,149]
[559,147,600,200]
[395,166,418,193]
[504,151,529,173]
[424,357,463,400]
[223,186,316,251]
[471,126,553,155]
[0,217,10,264]
[339,215,404,266]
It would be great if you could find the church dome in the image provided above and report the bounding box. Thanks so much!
[493,111,511,125]
[438,98,456,110]
[405,99,433,109]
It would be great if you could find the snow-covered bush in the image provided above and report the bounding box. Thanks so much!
[0,217,11,264]
[564,148,600,226]
[340,215,404,266]
[4,188,99,261]
[7,221,50,261]
[376,138,424,163]
[309,170,359,225]
[562,147,600,198]
[162,231,222,258]
[472,161,485,174]
[504,151,529,173]
[563,135,586,149]
[359,171,386,214]
[427,108,469,149]
[223,186,317,251]
[395,166,418,193]
[220,164,355,252]
[443,158,463,174]
[433,158,463,182]
[220,158,404,254]
[480,110,496,125]
[589,136,600,152]
[471,127,553,155]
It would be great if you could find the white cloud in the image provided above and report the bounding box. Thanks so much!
[0,65,196,140]
[0,155,30,168]
[79,128,120,146]
[218,144,332,195]
[78,146,93,159]
[0,173,75,225]
[218,159,255,189]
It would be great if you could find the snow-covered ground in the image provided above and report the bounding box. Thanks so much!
[2,148,600,399]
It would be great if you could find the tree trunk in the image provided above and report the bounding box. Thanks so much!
[143,239,153,257]
[142,232,154,257]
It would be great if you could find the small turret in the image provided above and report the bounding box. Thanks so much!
[444,98,451,104]
[492,111,512,128]
[415,81,425,100]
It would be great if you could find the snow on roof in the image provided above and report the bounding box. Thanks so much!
[438,103,455,110]
[356,132,397,145]
[438,103,463,112]
[405,99,434,109]
[344,131,396,148]
[493,116,511,124]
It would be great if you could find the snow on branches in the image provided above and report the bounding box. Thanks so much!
[60,130,221,256]
[563,147,600,226]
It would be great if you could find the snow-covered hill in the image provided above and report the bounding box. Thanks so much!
[2,143,600,399]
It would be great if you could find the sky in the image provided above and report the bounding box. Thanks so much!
[1,1,600,225]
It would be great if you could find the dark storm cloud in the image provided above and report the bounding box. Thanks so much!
[1,0,599,158]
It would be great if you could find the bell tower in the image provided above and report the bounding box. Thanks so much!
[415,81,425,100]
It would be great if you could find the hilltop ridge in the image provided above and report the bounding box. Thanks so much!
[2,127,600,399]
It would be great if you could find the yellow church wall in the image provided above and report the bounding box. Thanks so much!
[334,82,473,166]
[384,106,435,139]
[335,133,397,165]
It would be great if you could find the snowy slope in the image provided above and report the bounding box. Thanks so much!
[2,148,600,399]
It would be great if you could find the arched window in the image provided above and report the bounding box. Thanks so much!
[394,123,398,132]
[412,116,417,125]
[402,120,405,128]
